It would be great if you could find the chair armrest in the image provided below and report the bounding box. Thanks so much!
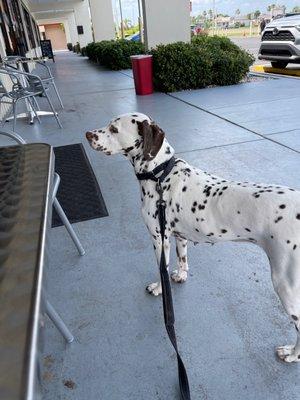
[3,67,44,85]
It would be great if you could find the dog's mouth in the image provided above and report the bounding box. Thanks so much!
[85,131,112,155]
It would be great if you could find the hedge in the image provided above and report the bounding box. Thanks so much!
[85,36,254,91]
[150,42,212,92]
[192,36,254,86]
[85,39,145,70]
[151,36,254,92]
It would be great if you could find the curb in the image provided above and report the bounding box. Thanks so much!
[251,64,300,78]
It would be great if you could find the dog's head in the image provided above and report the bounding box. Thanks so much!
[85,112,165,161]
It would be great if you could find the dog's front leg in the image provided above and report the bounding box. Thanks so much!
[146,236,170,296]
[171,237,189,283]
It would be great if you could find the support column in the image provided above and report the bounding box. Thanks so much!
[141,0,190,50]
[73,0,94,47]
[89,0,115,42]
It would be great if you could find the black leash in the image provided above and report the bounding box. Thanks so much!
[136,156,191,400]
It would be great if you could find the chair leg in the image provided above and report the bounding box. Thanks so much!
[44,91,63,128]
[53,198,85,256]
[32,95,41,111]
[12,100,17,132]
[28,97,41,124]
[52,81,64,109]
[45,300,74,343]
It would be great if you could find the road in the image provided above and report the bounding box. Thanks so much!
[231,36,267,65]
[231,36,300,69]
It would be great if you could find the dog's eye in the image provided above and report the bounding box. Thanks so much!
[109,125,118,133]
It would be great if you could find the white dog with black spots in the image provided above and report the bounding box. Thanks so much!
[86,112,300,363]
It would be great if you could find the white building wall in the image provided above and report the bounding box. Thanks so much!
[30,0,93,47]
[73,0,93,47]
[141,0,190,49]
[89,0,115,41]
[37,15,74,45]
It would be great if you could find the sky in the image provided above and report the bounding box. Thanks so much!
[115,0,300,25]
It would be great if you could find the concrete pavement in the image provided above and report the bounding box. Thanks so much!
[1,51,299,400]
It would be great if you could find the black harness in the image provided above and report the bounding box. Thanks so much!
[136,156,191,400]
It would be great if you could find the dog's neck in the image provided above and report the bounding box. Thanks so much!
[124,139,175,175]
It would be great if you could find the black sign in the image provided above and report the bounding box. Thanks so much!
[77,25,84,35]
[40,39,54,62]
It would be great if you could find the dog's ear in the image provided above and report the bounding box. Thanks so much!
[137,120,165,161]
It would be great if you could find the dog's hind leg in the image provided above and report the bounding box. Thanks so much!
[269,250,300,362]
[146,236,171,296]
[171,238,189,283]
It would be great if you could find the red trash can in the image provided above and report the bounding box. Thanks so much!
[130,55,153,95]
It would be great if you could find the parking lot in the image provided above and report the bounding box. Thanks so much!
[232,36,300,70]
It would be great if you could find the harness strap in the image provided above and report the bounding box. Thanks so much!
[135,156,176,182]
[137,156,191,400]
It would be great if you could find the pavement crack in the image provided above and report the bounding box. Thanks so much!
[167,93,300,154]
[176,137,264,155]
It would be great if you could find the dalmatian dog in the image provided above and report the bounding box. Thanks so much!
[86,112,300,363]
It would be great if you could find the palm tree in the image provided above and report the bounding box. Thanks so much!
[267,4,276,12]
[203,10,207,20]
[123,18,132,30]
[254,10,261,19]
[235,9,241,16]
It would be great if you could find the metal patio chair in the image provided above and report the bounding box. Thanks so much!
[3,56,64,109]
[0,68,41,131]
[0,67,62,130]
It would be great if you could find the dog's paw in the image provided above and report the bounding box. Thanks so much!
[146,282,162,296]
[276,345,300,362]
[171,269,188,283]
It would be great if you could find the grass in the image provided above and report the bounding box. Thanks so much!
[207,26,261,37]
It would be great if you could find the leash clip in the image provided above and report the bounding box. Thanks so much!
[156,182,166,205]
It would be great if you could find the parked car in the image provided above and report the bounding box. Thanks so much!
[191,24,204,36]
[125,32,141,41]
[258,14,300,68]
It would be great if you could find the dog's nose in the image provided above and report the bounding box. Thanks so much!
[86,131,93,141]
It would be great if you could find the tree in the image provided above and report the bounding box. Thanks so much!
[235,9,241,16]
[203,10,207,20]
[123,18,132,29]
[267,4,276,12]
[254,10,261,19]
[247,13,252,20]
[293,6,300,12]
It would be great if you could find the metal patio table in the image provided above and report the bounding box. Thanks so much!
[0,144,73,400]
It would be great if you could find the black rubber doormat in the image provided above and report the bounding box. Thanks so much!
[52,143,108,227]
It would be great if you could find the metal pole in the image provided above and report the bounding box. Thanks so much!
[45,300,74,343]
[137,0,144,43]
[137,0,143,42]
[119,0,124,39]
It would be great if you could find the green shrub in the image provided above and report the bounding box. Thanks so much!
[85,36,254,92]
[80,47,86,56]
[151,42,212,92]
[67,43,73,51]
[192,35,254,86]
[75,42,81,53]
[85,42,98,61]
[151,36,254,92]
[85,39,145,70]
